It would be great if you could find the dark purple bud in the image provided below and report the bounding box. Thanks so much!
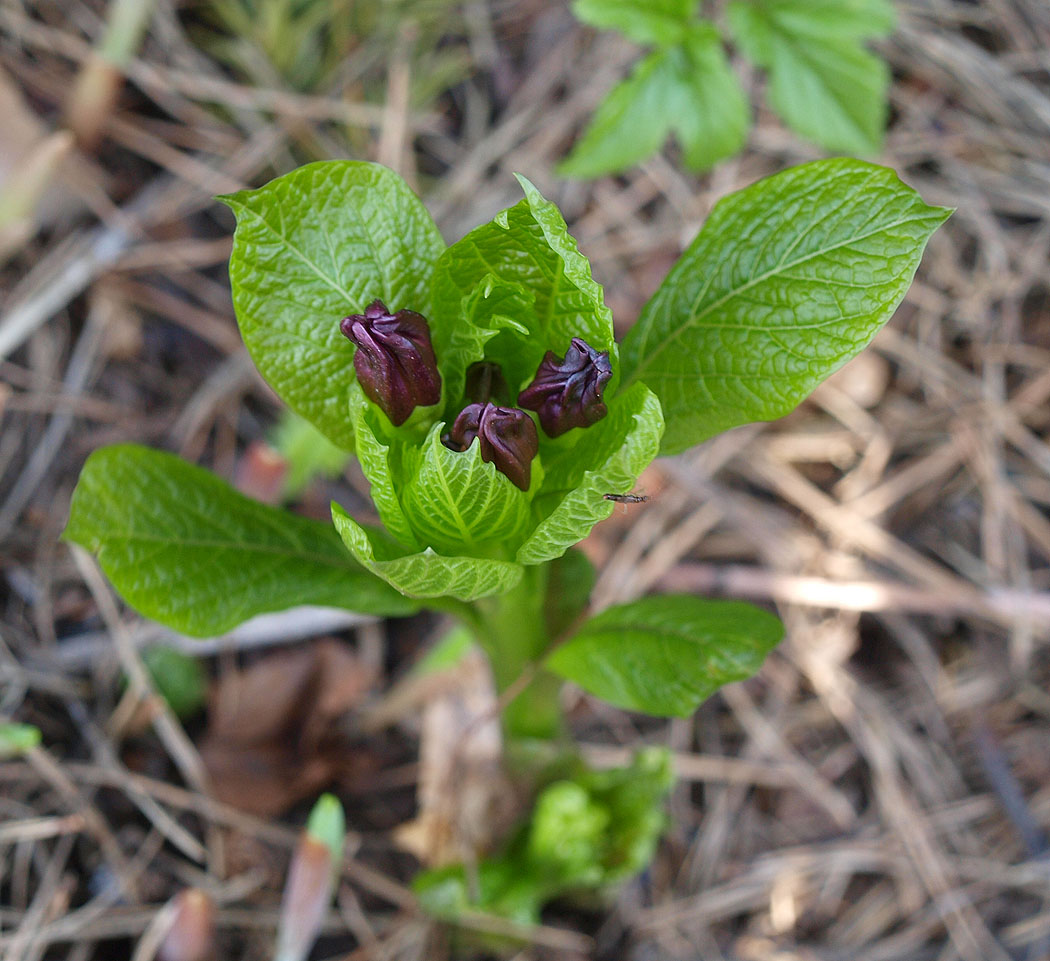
[445,402,538,491]
[464,361,510,406]
[339,299,441,426]
[518,337,612,437]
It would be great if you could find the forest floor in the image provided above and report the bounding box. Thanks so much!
[2,1,1050,959]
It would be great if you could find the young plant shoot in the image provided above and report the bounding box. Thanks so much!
[65,158,948,921]
[561,0,896,177]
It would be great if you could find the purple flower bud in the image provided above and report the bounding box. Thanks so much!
[445,403,538,491]
[339,299,442,427]
[464,361,510,406]
[518,337,612,437]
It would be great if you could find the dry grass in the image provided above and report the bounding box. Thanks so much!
[2,0,1050,958]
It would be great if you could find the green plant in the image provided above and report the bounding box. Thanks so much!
[65,158,947,921]
[561,0,895,178]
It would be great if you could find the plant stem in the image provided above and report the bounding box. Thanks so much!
[471,565,564,743]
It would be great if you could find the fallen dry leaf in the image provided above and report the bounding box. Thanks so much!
[200,639,376,817]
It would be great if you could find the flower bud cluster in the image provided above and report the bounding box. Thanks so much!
[341,301,612,490]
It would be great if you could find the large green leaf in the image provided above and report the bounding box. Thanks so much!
[620,159,951,455]
[729,0,895,154]
[220,161,445,450]
[517,383,663,565]
[546,595,783,716]
[429,178,615,398]
[64,446,416,637]
[331,504,524,601]
[572,0,697,47]
[402,424,532,555]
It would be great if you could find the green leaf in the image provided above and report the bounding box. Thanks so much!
[347,383,420,549]
[430,179,615,396]
[402,424,532,555]
[429,274,531,417]
[546,595,783,716]
[517,383,663,565]
[220,161,445,450]
[558,50,678,179]
[572,0,697,47]
[331,503,524,601]
[65,445,416,636]
[620,159,951,455]
[729,0,895,154]
[673,25,750,172]
[560,26,748,178]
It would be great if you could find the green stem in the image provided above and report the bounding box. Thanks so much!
[471,566,564,743]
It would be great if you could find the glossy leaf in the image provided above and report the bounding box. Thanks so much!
[65,445,416,636]
[620,159,951,454]
[220,161,444,449]
[331,504,524,601]
[517,383,663,565]
[429,178,615,396]
[402,424,532,554]
[729,0,895,154]
[546,595,783,716]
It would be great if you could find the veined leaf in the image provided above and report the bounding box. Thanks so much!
[402,424,532,555]
[546,595,783,716]
[331,504,524,601]
[347,383,419,549]
[729,0,895,154]
[64,445,416,636]
[572,0,698,47]
[430,179,615,397]
[517,383,663,565]
[220,161,444,450]
[620,159,951,455]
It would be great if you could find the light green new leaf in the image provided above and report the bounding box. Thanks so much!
[546,595,783,716]
[572,0,697,47]
[430,180,615,396]
[674,26,750,171]
[558,50,678,179]
[332,504,524,601]
[220,161,445,450]
[64,445,416,637]
[402,425,531,555]
[347,383,419,549]
[729,0,895,154]
[620,159,951,455]
[517,383,663,565]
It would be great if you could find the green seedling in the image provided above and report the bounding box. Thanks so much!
[65,157,948,922]
[140,646,208,720]
[0,722,42,758]
[274,793,346,961]
[561,0,895,177]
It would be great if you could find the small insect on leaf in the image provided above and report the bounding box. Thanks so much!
[603,492,651,504]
